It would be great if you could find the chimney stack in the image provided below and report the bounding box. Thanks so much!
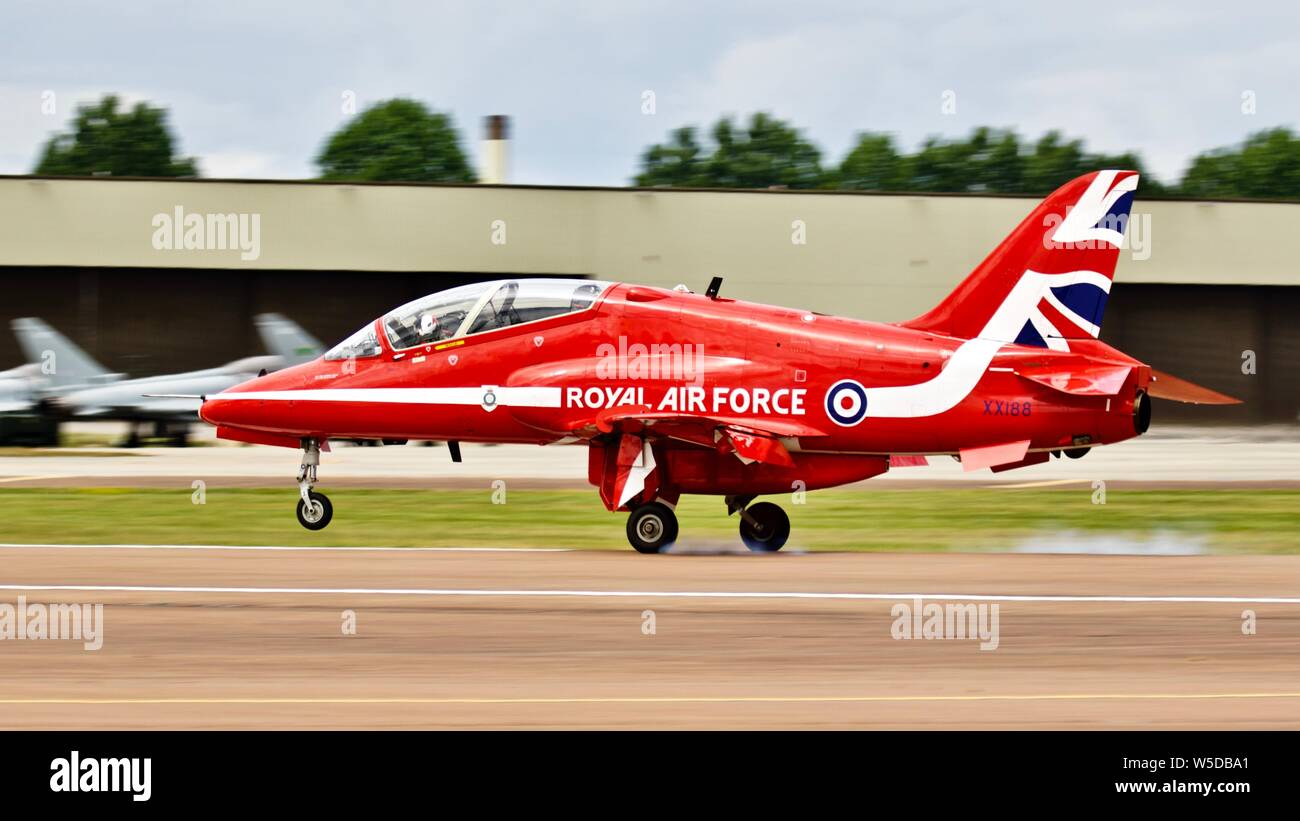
[482,115,510,184]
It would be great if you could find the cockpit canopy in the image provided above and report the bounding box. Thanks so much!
[324,278,611,361]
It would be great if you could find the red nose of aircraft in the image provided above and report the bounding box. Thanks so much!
[199,361,311,430]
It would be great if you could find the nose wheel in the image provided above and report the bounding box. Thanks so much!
[296,490,333,530]
[295,438,333,530]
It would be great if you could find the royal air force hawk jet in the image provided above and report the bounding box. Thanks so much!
[198,171,1238,552]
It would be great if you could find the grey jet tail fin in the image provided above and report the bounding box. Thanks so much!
[10,317,115,390]
[255,313,323,366]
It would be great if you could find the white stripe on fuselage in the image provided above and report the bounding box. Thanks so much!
[863,271,1112,419]
[212,387,562,407]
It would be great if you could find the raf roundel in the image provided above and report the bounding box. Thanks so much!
[825,379,868,427]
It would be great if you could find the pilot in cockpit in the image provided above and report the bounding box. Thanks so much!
[570,283,601,311]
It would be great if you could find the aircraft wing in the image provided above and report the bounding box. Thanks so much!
[584,408,828,468]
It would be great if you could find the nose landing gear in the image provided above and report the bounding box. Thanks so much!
[295,439,333,530]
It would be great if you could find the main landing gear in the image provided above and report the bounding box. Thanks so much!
[737,501,791,552]
[626,501,678,554]
[624,496,792,554]
[295,438,333,530]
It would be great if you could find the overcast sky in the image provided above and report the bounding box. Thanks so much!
[2,0,1296,186]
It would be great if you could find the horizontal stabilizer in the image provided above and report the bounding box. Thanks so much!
[1148,369,1241,405]
[1016,363,1131,397]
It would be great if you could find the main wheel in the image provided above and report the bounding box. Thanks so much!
[626,501,678,554]
[739,502,790,552]
[296,490,333,530]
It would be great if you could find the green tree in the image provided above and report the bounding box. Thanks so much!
[836,133,908,191]
[1019,131,1090,194]
[1179,128,1300,199]
[34,95,197,177]
[830,127,1163,195]
[636,113,824,189]
[635,126,709,187]
[971,129,1025,193]
[316,99,476,183]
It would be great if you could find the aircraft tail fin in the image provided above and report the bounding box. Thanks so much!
[902,170,1139,351]
[255,313,323,366]
[10,317,114,390]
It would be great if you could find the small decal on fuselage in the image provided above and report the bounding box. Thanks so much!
[983,400,1032,416]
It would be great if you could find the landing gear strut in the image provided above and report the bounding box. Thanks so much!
[295,439,333,530]
[626,501,678,554]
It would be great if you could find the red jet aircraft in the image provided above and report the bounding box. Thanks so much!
[199,170,1237,552]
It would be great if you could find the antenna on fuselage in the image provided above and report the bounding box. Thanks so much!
[705,276,723,299]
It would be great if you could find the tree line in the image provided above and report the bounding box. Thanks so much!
[29,94,1300,200]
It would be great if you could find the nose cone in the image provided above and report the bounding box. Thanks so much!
[198,394,233,427]
[199,361,310,428]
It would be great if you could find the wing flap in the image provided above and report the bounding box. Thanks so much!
[718,427,795,468]
[889,455,930,468]
[593,408,826,439]
[960,439,1031,472]
[590,409,819,467]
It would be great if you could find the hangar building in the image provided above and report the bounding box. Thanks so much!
[0,174,1295,421]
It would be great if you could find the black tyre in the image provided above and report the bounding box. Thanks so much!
[296,490,333,530]
[739,501,790,552]
[626,502,678,554]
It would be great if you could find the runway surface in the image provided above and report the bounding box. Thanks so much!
[3,424,1299,487]
[2,546,1298,729]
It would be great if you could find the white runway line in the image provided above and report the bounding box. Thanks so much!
[5,692,1300,706]
[1,582,1298,605]
[0,543,571,553]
